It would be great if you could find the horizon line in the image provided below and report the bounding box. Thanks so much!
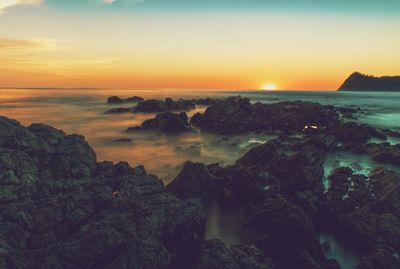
[0,86,337,91]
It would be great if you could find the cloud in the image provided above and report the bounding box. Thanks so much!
[0,0,44,15]
[0,38,50,49]
[97,0,144,6]
[103,0,116,4]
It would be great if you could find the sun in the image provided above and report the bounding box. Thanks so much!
[261,83,278,91]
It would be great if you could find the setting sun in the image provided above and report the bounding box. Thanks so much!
[261,83,278,91]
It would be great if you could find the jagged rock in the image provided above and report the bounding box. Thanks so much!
[365,143,400,165]
[326,122,386,151]
[250,193,339,269]
[107,96,144,104]
[338,72,400,92]
[321,168,400,269]
[134,98,195,113]
[167,162,216,200]
[237,139,326,217]
[190,98,225,106]
[126,112,192,133]
[0,116,207,269]
[190,97,384,153]
[191,96,344,135]
[167,161,267,209]
[192,240,274,269]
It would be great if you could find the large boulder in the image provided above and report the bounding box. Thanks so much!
[249,193,339,269]
[127,112,192,133]
[0,116,207,269]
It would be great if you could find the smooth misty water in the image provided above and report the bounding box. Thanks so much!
[1,88,400,269]
[1,89,399,182]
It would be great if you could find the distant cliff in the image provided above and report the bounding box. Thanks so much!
[338,72,400,92]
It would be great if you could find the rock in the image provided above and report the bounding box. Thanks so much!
[0,116,208,269]
[237,139,326,217]
[249,193,337,269]
[134,99,166,112]
[382,129,400,138]
[107,96,144,104]
[190,96,341,135]
[113,138,133,143]
[175,143,201,157]
[190,97,225,106]
[105,107,133,114]
[192,240,274,269]
[134,98,196,113]
[107,96,123,104]
[321,168,400,269]
[326,122,386,150]
[127,112,192,133]
[365,143,400,165]
[125,96,145,102]
[338,72,400,92]
[167,162,216,200]
[190,96,384,153]
[304,134,338,151]
[167,161,266,209]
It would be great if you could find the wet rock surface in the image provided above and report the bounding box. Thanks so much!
[168,131,400,268]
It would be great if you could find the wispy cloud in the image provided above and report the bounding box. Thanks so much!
[97,0,144,6]
[103,0,116,4]
[0,38,49,49]
[0,0,44,15]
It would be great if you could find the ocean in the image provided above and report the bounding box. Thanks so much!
[2,88,400,269]
[1,88,399,182]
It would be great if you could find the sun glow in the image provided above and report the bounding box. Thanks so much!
[261,83,278,91]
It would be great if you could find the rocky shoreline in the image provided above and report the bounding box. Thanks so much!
[1,96,400,268]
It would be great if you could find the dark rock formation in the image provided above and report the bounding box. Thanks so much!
[365,143,400,165]
[105,107,133,114]
[190,97,225,106]
[191,96,341,135]
[107,95,144,104]
[113,138,133,143]
[191,96,386,152]
[0,116,209,269]
[319,167,400,269]
[167,142,337,269]
[192,240,274,269]
[126,112,192,133]
[338,72,400,92]
[168,131,400,268]
[134,98,195,113]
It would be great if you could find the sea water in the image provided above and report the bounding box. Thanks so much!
[1,88,399,268]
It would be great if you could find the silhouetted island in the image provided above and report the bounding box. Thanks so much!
[338,72,400,92]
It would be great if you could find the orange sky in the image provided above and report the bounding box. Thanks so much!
[0,2,399,90]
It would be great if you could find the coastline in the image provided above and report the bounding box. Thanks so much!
[1,94,400,268]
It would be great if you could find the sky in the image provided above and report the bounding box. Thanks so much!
[0,0,399,90]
